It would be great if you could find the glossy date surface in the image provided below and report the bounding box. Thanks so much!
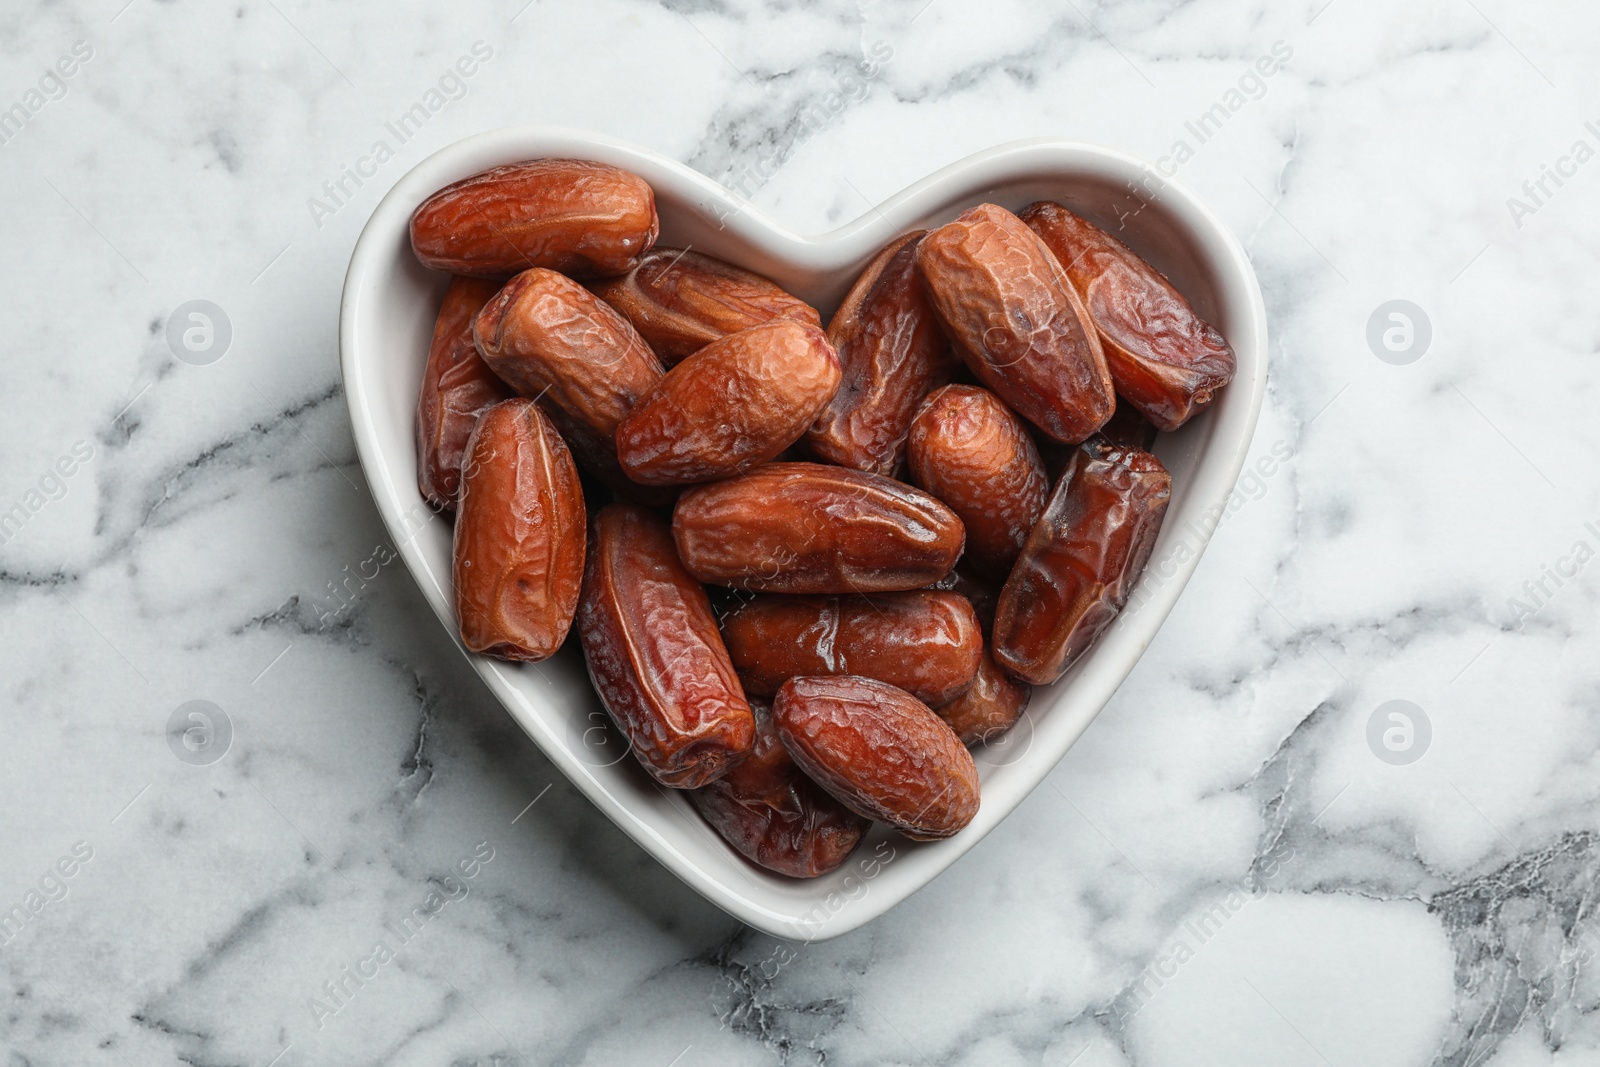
[906,384,1048,576]
[453,400,586,661]
[720,590,982,706]
[473,266,663,437]
[578,504,755,788]
[616,320,841,486]
[993,441,1171,685]
[774,675,980,840]
[934,649,1029,746]
[672,462,965,594]
[916,203,1114,443]
[410,159,658,279]
[416,276,509,510]
[806,232,955,475]
[1021,200,1235,432]
[590,247,820,364]
[688,702,867,878]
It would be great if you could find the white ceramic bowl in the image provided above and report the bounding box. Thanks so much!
[340,126,1266,941]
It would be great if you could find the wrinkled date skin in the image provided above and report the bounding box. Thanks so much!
[590,247,821,365]
[935,649,1030,747]
[805,232,957,475]
[410,159,658,279]
[473,268,669,502]
[688,702,867,878]
[673,463,965,594]
[720,591,982,706]
[474,267,663,437]
[916,203,1114,444]
[578,504,755,788]
[453,400,586,661]
[907,385,1048,576]
[616,320,842,486]
[416,276,510,509]
[774,676,980,840]
[993,441,1171,685]
[1021,201,1236,432]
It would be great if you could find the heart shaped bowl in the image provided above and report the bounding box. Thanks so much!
[340,127,1266,941]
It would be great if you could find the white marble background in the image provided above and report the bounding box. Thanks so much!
[2,0,1598,1064]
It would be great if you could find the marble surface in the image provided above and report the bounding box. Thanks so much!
[2,1,1598,1064]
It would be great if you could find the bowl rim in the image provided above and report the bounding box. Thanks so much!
[340,125,1267,940]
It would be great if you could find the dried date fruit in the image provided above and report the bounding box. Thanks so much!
[1021,201,1235,431]
[473,267,669,501]
[906,384,1048,575]
[589,247,821,364]
[993,441,1171,685]
[720,591,982,706]
[673,462,964,594]
[916,203,1114,443]
[578,504,755,788]
[805,232,956,475]
[774,675,979,840]
[416,276,510,510]
[934,649,1029,746]
[616,320,842,485]
[474,267,663,437]
[688,702,867,878]
[410,159,658,278]
[453,400,586,661]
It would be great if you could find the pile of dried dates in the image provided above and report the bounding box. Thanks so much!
[408,158,1235,878]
